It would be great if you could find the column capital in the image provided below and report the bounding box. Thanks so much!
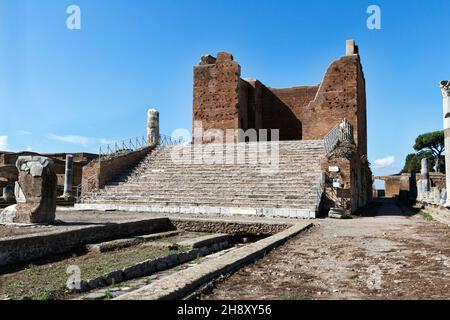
[440,80,450,97]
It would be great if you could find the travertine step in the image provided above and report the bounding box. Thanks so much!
[79,141,326,218]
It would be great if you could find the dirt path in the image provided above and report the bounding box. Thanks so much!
[202,198,450,300]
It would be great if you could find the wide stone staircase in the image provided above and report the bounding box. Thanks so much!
[77,140,326,218]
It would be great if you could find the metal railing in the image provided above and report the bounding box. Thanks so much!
[159,134,185,147]
[72,134,184,203]
[98,136,147,161]
[323,118,354,154]
[98,134,184,161]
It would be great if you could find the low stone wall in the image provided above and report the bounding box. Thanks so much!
[82,147,153,194]
[426,172,446,189]
[171,218,290,236]
[0,218,174,267]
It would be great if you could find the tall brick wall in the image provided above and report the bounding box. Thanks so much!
[375,174,413,198]
[270,86,319,123]
[192,41,371,212]
[193,41,367,149]
[301,55,367,156]
[193,52,241,142]
[259,84,303,141]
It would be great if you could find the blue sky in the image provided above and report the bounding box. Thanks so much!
[0,0,449,178]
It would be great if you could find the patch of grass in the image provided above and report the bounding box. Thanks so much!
[25,264,39,277]
[104,290,113,300]
[192,256,204,264]
[419,210,433,221]
[0,245,188,300]
[33,289,54,301]
[277,292,312,300]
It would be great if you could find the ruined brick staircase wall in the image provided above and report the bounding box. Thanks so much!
[81,146,154,194]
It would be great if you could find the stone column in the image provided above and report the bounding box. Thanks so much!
[440,80,450,206]
[147,109,160,147]
[421,157,430,193]
[63,154,74,198]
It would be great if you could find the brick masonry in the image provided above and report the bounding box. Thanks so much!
[192,41,371,213]
[81,147,154,193]
[374,172,446,199]
[193,42,367,159]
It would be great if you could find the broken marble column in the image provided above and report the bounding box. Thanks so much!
[147,108,160,147]
[440,81,450,207]
[441,189,447,206]
[63,154,74,199]
[421,158,430,189]
[0,156,57,224]
[418,158,430,201]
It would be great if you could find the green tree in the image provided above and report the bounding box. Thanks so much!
[401,151,432,173]
[413,131,445,172]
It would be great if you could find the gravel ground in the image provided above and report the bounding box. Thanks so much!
[202,198,450,300]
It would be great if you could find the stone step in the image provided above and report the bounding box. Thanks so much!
[82,200,317,210]
[82,140,326,215]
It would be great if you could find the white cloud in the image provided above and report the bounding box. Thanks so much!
[48,134,91,147]
[0,136,7,150]
[48,134,117,148]
[17,130,32,136]
[374,156,395,168]
[99,138,115,145]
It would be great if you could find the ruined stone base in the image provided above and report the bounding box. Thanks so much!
[328,208,350,219]
[0,203,57,225]
[0,205,17,224]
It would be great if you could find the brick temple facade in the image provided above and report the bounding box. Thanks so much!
[192,40,371,213]
[75,40,372,215]
[193,40,367,158]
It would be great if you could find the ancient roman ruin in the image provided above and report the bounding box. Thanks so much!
[71,40,372,218]
[0,40,449,301]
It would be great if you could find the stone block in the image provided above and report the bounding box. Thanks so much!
[0,156,57,224]
[105,270,124,285]
[328,208,350,219]
[122,264,144,280]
